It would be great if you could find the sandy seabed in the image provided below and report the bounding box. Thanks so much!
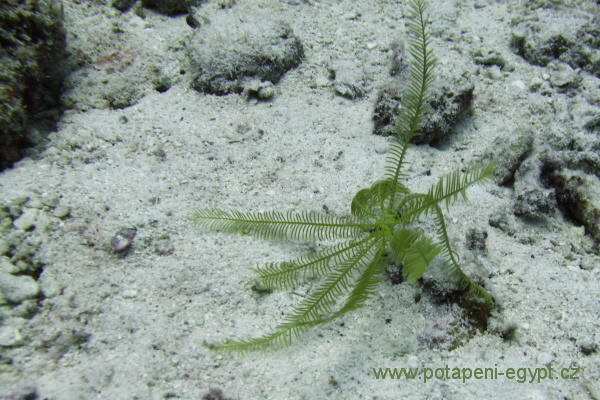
[1,0,599,399]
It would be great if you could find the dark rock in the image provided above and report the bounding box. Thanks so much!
[141,0,203,16]
[513,157,557,220]
[550,169,600,246]
[511,29,599,78]
[466,229,488,251]
[0,0,66,171]
[112,0,137,12]
[473,50,507,69]
[111,228,137,252]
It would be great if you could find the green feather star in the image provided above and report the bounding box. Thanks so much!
[192,0,495,352]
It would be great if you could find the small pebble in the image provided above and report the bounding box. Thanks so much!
[25,198,44,209]
[13,208,38,231]
[42,194,60,208]
[0,257,18,274]
[0,272,40,303]
[510,79,525,91]
[0,326,24,347]
[0,239,9,255]
[258,84,275,99]
[53,205,71,219]
[580,256,596,271]
[122,289,138,299]
[111,228,137,252]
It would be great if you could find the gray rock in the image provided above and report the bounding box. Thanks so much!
[513,157,557,220]
[549,66,583,92]
[0,272,40,303]
[242,79,275,100]
[373,69,474,144]
[329,59,368,99]
[0,257,18,274]
[188,11,303,95]
[484,127,534,186]
[12,208,38,231]
[53,205,71,219]
[0,326,24,347]
[510,27,599,78]
[0,239,8,255]
[550,169,600,246]
[473,50,507,69]
[111,228,137,252]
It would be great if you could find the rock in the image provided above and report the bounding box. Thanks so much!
[112,0,137,12]
[0,257,18,274]
[0,239,8,255]
[111,228,137,252]
[53,205,70,219]
[510,28,599,78]
[473,50,507,69]
[242,79,275,100]
[484,127,534,186]
[141,0,203,16]
[0,0,66,171]
[0,326,24,347]
[0,272,40,303]
[188,11,303,95]
[550,169,600,245]
[513,157,557,219]
[328,59,368,99]
[12,208,38,231]
[373,68,474,144]
[549,66,582,92]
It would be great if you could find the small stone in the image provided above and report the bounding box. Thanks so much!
[122,289,138,299]
[25,198,44,209]
[11,196,29,207]
[529,77,543,91]
[510,79,525,91]
[0,257,18,274]
[154,239,175,256]
[53,205,71,219]
[0,218,11,234]
[40,275,63,298]
[0,239,9,255]
[258,84,275,99]
[12,208,38,230]
[406,355,422,373]
[0,272,40,303]
[580,256,596,271]
[580,339,598,355]
[314,76,330,87]
[42,194,60,208]
[0,326,24,347]
[111,228,137,252]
